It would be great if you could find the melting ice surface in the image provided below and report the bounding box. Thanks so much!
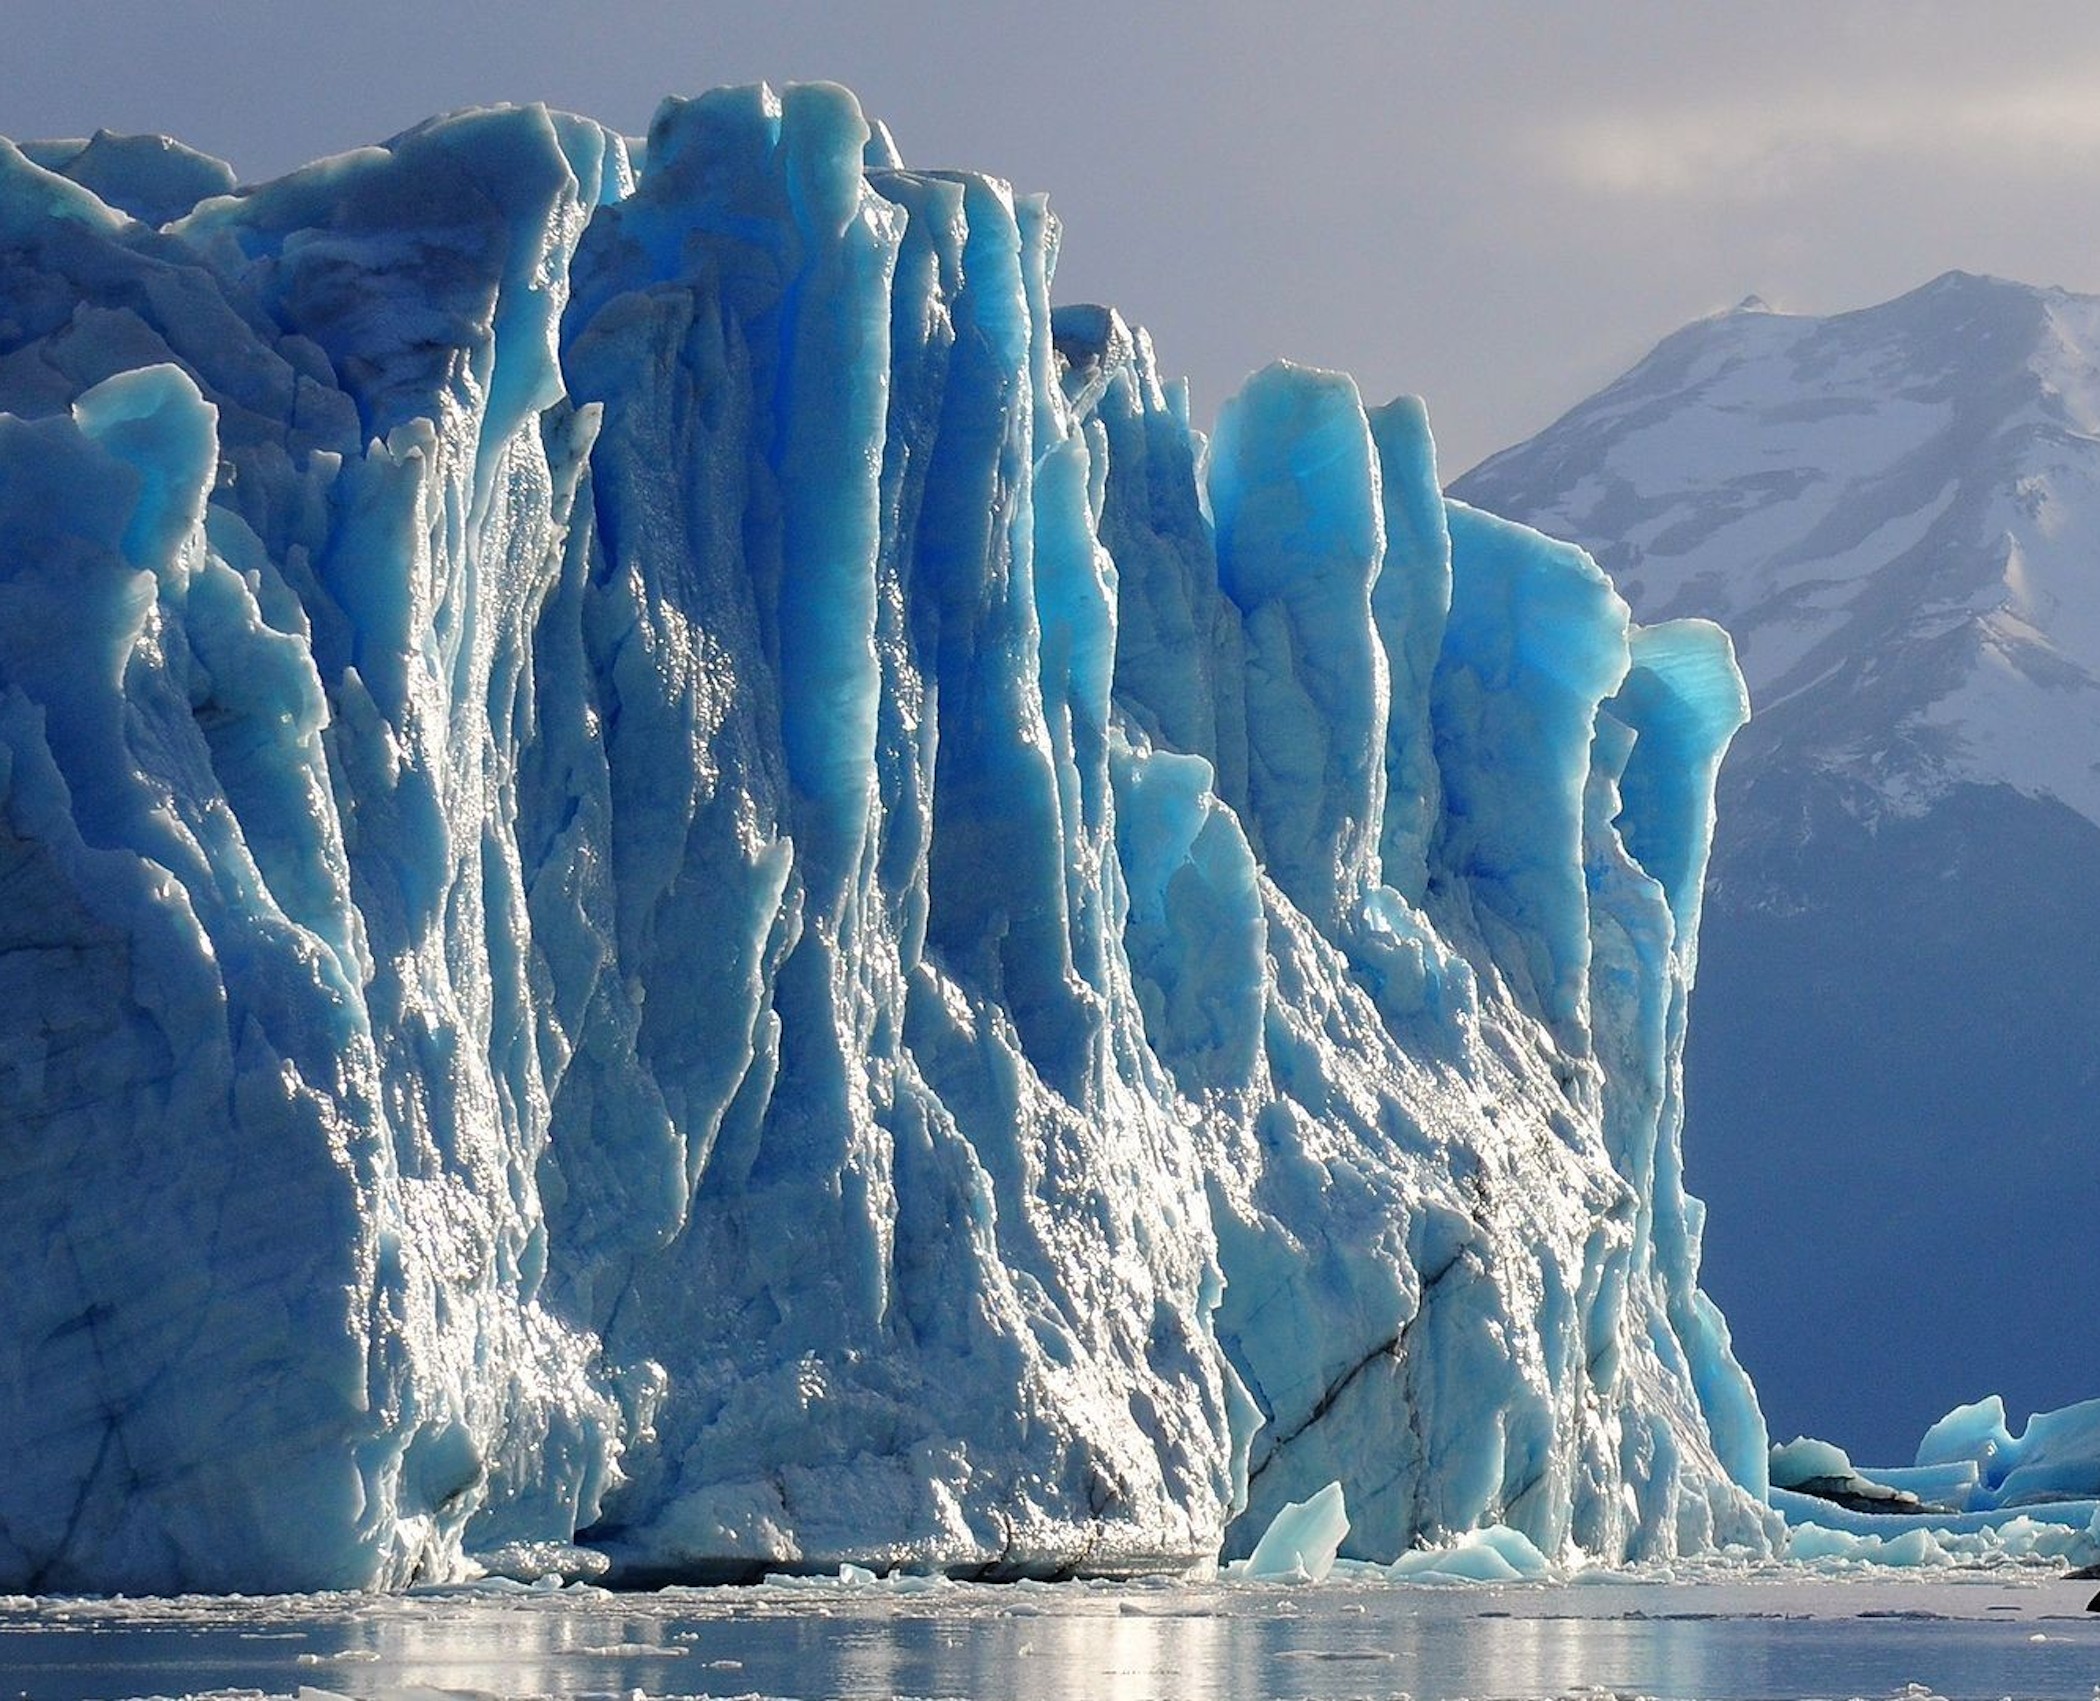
[0,83,1780,1592]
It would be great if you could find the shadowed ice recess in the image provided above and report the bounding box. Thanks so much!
[0,83,1774,1592]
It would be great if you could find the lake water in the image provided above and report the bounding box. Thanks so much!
[2,1568,2095,1700]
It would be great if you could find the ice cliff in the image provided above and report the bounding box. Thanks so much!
[0,87,1773,1592]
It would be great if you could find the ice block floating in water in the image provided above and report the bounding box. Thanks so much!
[1770,1396,2100,1569]
[1242,1482,1350,1583]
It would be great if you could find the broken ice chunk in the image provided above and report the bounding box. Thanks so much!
[1243,1481,1348,1582]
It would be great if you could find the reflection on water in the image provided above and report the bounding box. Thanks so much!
[0,1571,2093,1700]
[1454,1609,1733,1699]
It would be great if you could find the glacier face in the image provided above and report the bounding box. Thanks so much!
[0,86,1771,1592]
[1453,272,2100,1459]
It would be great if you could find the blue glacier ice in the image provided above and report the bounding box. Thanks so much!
[1386,1522,1553,1583]
[1765,1395,2100,1568]
[0,84,1773,1593]
[1241,1480,1350,1583]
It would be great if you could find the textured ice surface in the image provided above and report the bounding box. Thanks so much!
[1772,1396,2100,1568]
[1451,276,2100,1460]
[1386,1522,1554,1582]
[0,85,1768,1591]
[1241,1481,1349,1582]
[1910,1396,2100,1510]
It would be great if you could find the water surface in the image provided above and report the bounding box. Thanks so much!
[2,1568,2094,1699]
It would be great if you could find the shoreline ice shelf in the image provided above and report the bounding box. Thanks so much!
[0,86,1771,1592]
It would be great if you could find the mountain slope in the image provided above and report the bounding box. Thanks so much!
[1455,272,2100,1461]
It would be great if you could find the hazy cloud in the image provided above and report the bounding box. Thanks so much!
[1540,75,2100,199]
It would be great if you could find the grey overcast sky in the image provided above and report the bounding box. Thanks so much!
[8,1,2100,472]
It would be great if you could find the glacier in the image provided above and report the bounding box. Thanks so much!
[0,84,1772,1592]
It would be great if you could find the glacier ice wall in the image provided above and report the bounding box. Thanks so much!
[0,86,1773,1592]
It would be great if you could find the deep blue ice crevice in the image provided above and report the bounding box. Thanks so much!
[1366,395,1451,910]
[1066,305,1248,792]
[1208,361,1388,932]
[768,83,895,848]
[1433,501,1632,1044]
[533,87,1238,1581]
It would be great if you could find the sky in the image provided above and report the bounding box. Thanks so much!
[11,2,2100,472]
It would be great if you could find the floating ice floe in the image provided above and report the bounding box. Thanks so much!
[1238,1482,1350,1583]
[1387,1524,1555,1584]
[1773,1395,2100,1568]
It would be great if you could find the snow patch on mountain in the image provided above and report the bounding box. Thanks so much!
[1464,272,2100,826]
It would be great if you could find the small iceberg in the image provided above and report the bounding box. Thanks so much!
[1242,1482,1350,1583]
[1387,1525,1553,1584]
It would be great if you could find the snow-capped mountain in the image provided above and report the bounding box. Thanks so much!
[0,89,1774,1591]
[1456,271,2100,1461]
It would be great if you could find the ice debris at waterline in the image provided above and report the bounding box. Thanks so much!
[0,85,1774,1593]
[1768,1396,2100,1569]
[1386,1523,1554,1583]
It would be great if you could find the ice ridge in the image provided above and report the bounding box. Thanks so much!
[0,85,1772,1591]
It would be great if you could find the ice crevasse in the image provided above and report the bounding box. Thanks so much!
[0,85,1775,1591]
